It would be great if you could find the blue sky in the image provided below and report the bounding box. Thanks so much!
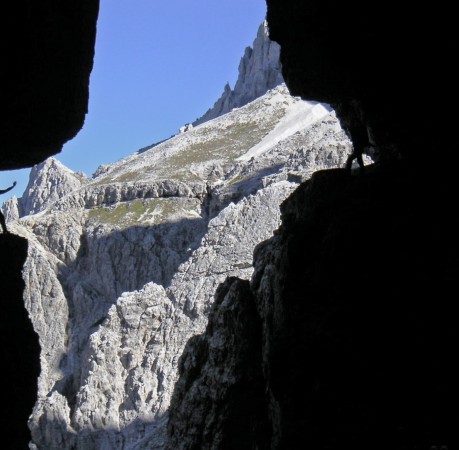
[5,0,267,196]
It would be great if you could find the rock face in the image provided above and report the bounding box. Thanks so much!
[164,3,459,448]
[193,21,284,126]
[1,195,21,223]
[0,1,100,169]
[265,0,456,166]
[166,278,269,450]
[167,165,459,449]
[21,157,88,216]
[8,84,351,449]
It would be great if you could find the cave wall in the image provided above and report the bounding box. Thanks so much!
[248,166,459,449]
[0,234,40,448]
[168,164,459,450]
[167,2,458,449]
[1,1,100,169]
[266,0,456,164]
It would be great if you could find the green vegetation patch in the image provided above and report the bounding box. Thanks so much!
[87,198,201,228]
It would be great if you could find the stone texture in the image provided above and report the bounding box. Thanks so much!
[20,157,88,216]
[8,84,350,448]
[166,278,269,450]
[168,164,459,449]
[1,195,21,222]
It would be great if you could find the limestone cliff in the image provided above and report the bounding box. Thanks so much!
[8,84,351,449]
[3,2,456,449]
[21,158,88,216]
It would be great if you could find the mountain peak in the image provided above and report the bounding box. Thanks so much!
[19,157,87,216]
[193,21,284,126]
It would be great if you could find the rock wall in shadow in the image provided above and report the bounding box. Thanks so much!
[166,278,269,450]
[168,164,459,449]
[1,1,100,169]
[251,165,458,449]
[266,0,456,166]
[166,3,458,447]
[0,234,40,448]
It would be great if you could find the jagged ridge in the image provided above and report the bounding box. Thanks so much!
[193,21,284,126]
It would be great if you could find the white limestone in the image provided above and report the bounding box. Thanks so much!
[3,23,355,447]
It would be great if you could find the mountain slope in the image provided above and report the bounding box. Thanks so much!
[7,83,353,449]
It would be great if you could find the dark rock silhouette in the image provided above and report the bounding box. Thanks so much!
[248,166,458,449]
[0,234,41,448]
[266,0,456,168]
[167,2,458,449]
[335,100,370,175]
[168,165,458,449]
[0,1,99,169]
[0,182,17,233]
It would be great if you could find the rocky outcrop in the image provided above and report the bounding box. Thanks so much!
[20,157,88,216]
[1,195,21,222]
[166,278,268,450]
[265,0,456,167]
[168,164,459,449]
[0,1,100,169]
[193,21,283,126]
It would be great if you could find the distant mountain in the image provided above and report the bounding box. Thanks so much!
[4,22,356,450]
[193,21,284,126]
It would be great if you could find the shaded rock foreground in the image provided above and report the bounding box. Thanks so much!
[0,2,99,447]
[266,0,456,167]
[0,234,40,448]
[0,1,99,169]
[168,163,459,449]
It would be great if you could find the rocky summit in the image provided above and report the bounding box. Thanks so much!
[5,78,353,448]
[193,21,284,126]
